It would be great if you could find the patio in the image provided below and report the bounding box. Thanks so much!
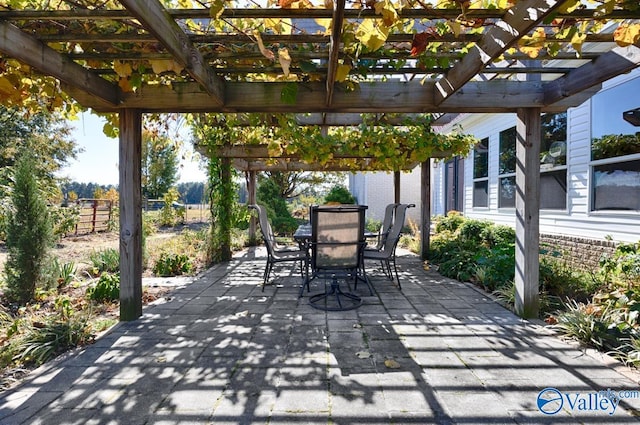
[1,248,640,424]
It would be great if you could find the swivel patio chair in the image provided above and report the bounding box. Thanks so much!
[363,203,414,290]
[249,204,309,292]
[307,205,368,310]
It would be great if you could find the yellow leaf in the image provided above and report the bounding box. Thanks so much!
[449,21,462,38]
[0,76,15,97]
[571,32,587,54]
[384,358,401,369]
[150,60,174,74]
[356,19,389,52]
[557,0,581,14]
[209,0,225,20]
[335,63,351,82]
[113,60,132,78]
[613,24,640,47]
[278,48,291,77]
[265,18,292,35]
[315,18,332,34]
[374,0,398,27]
[118,77,133,92]
[255,32,275,61]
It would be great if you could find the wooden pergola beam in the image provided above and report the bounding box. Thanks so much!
[325,0,345,106]
[434,0,562,106]
[544,44,640,105]
[120,0,225,106]
[0,21,120,106]
[64,80,597,113]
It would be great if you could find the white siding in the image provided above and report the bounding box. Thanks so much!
[431,71,640,244]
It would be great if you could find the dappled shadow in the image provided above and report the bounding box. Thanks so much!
[1,247,640,424]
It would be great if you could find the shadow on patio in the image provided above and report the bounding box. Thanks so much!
[1,247,640,424]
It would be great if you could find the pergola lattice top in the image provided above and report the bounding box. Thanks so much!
[0,0,638,122]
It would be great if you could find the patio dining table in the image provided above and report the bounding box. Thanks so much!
[292,206,373,310]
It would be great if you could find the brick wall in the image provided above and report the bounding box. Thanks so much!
[540,234,617,271]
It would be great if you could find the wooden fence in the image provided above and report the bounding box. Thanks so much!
[75,198,114,234]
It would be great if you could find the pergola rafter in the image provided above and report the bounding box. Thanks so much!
[0,0,638,320]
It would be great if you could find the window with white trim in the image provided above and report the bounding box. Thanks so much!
[472,137,489,208]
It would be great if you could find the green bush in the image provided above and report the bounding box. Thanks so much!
[4,153,54,304]
[49,204,80,239]
[88,248,120,274]
[86,272,120,302]
[434,211,464,233]
[324,185,355,204]
[257,178,298,235]
[153,253,193,277]
[458,219,492,244]
[481,224,516,248]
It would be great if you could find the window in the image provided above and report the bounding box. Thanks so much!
[498,127,516,208]
[591,77,640,212]
[472,138,489,207]
[540,112,567,210]
[498,113,568,210]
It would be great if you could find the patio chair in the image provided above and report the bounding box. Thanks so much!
[308,205,368,310]
[363,203,414,290]
[249,204,309,292]
[367,203,400,251]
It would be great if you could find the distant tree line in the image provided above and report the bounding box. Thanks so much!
[61,181,206,204]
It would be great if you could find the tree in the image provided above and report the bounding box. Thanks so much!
[264,171,346,199]
[257,178,298,235]
[0,105,79,197]
[141,131,179,200]
[4,152,54,304]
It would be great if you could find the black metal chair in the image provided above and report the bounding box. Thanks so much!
[249,204,309,292]
[307,205,368,311]
[363,203,414,290]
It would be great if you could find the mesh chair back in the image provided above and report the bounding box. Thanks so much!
[250,204,277,255]
[311,205,367,270]
[380,203,413,254]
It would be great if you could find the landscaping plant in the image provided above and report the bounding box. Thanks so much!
[3,153,54,305]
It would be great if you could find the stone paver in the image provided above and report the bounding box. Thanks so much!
[1,247,639,424]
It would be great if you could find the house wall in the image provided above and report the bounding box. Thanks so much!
[349,165,429,226]
[434,69,640,246]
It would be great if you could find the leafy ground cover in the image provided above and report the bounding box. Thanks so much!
[0,213,211,390]
[425,211,640,369]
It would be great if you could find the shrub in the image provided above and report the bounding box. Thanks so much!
[88,248,120,274]
[86,272,120,302]
[480,224,515,248]
[51,259,77,289]
[324,185,355,204]
[257,178,298,235]
[434,211,464,233]
[458,219,492,244]
[4,153,54,304]
[153,253,193,277]
[49,204,80,239]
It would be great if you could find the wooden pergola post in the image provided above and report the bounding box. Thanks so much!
[393,170,400,204]
[514,108,541,318]
[420,160,431,261]
[119,109,143,321]
[247,170,257,244]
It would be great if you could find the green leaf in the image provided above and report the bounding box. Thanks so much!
[280,83,298,105]
[299,61,318,73]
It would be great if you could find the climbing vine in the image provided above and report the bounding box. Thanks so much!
[198,113,478,171]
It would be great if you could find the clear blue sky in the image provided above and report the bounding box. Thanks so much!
[57,111,207,186]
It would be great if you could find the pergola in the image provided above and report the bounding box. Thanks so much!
[0,0,638,320]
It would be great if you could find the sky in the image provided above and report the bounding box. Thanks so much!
[57,111,208,186]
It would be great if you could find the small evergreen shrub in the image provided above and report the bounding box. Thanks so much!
[4,153,54,304]
[324,185,355,204]
[434,211,464,233]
